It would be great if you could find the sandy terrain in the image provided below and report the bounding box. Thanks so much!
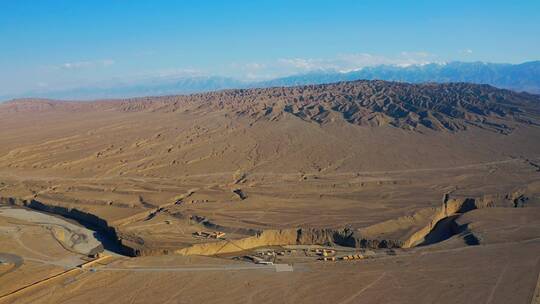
[0,207,102,256]
[0,81,539,303]
[2,209,539,304]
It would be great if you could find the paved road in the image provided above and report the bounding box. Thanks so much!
[91,263,293,273]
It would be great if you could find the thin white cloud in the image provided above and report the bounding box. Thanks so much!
[274,52,437,74]
[23,53,441,96]
[229,52,439,81]
[58,59,115,70]
[102,59,115,66]
[244,62,266,70]
[227,62,274,80]
[277,58,324,70]
[459,49,473,55]
[141,68,204,79]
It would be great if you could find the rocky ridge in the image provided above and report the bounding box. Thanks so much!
[3,80,540,133]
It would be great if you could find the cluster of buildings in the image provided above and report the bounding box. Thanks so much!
[313,249,365,262]
[192,231,226,239]
[239,247,370,265]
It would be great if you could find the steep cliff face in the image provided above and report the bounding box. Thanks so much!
[0,191,526,257]
[0,197,141,256]
[172,195,508,256]
[357,195,502,249]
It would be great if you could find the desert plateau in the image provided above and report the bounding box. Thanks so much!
[0,80,539,303]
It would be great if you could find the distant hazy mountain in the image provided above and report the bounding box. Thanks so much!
[257,61,540,94]
[1,61,539,101]
[1,76,244,101]
[46,76,244,100]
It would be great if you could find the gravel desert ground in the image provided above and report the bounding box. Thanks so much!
[0,81,539,303]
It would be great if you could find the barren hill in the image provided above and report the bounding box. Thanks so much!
[1,80,540,179]
[5,81,540,132]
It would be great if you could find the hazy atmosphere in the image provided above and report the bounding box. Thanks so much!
[1,0,539,100]
[1,2,539,304]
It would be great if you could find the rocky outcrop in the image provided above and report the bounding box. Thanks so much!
[187,214,260,236]
[4,80,540,133]
[173,195,503,256]
[174,227,404,256]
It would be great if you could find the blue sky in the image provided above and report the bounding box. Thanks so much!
[1,0,539,97]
